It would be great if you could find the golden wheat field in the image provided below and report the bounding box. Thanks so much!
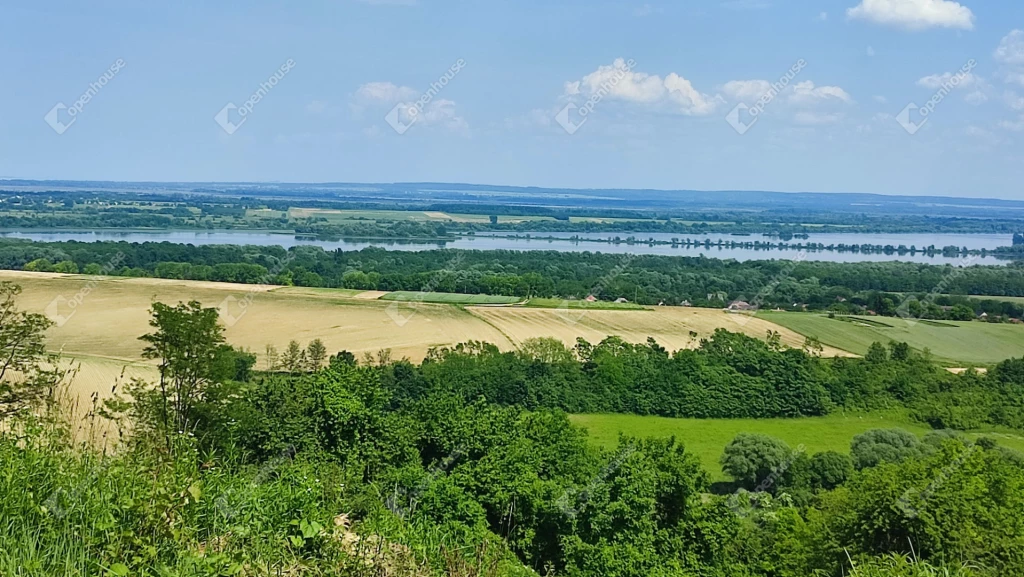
[4,270,850,416]
[6,271,847,362]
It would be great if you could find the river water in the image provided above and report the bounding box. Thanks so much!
[0,230,1015,265]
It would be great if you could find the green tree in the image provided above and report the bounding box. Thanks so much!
[721,433,794,490]
[329,350,357,368]
[850,428,924,470]
[138,301,226,442]
[0,282,62,418]
[52,260,78,274]
[23,258,53,272]
[306,338,327,370]
[282,340,305,373]
[806,451,853,490]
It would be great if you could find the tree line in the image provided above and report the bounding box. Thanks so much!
[8,239,1024,320]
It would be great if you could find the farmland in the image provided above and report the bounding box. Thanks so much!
[570,413,1024,481]
[759,311,1024,365]
[380,291,522,305]
[5,271,845,364]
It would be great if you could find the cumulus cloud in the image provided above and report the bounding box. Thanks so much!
[994,30,1024,65]
[564,58,721,116]
[916,72,977,89]
[352,81,467,133]
[720,80,773,102]
[846,0,974,31]
[788,81,853,105]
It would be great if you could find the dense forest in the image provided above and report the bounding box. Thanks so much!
[2,286,1022,576]
[8,239,1024,321]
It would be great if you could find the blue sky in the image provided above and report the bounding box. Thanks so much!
[2,0,1024,198]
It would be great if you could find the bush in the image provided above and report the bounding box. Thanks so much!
[850,429,925,470]
[720,433,795,490]
[806,451,853,490]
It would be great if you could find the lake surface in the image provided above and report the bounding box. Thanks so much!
[0,230,1014,265]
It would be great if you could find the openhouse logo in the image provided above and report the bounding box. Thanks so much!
[44,59,126,135]
[215,59,296,135]
[726,59,807,135]
[896,59,977,135]
[556,58,637,135]
[44,252,125,327]
[385,58,467,135]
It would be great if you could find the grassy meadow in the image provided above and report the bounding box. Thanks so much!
[570,413,1024,480]
[759,311,1024,365]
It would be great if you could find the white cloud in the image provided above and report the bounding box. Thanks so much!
[999,117,1024,131]
[1003,71,1024,87]
[565,58,721,115]
[994,30,1024,65]
[819,11,829,20]
[965,125,991,137]
[873,95,888,103]
[352,82,467,133]
[353,81,419,103]
[721,79,773,102]
[965,90,988,104]
[788,81,853,104]
[916,72,976,89]
[846,0,974,31]
[866,46,876,57]
[414,99,468,131]
[722,78,852,106]
[1006,91,1024,111]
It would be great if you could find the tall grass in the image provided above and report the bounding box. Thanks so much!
[0,418,518,576]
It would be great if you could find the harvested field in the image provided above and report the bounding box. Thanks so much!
[6,271,850,363]
[5,271,851,415]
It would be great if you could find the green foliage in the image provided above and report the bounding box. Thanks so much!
[0,282,62,418]
[844,554,978,576]
[720,433,795,490]
[10,240,1024,318]
[805,451,853,490]
[6,287,1024,576]
[851,429,927,470]
[118,301,229,447]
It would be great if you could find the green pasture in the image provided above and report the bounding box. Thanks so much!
[759,312,1024,365]
[570,413,1024,481]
